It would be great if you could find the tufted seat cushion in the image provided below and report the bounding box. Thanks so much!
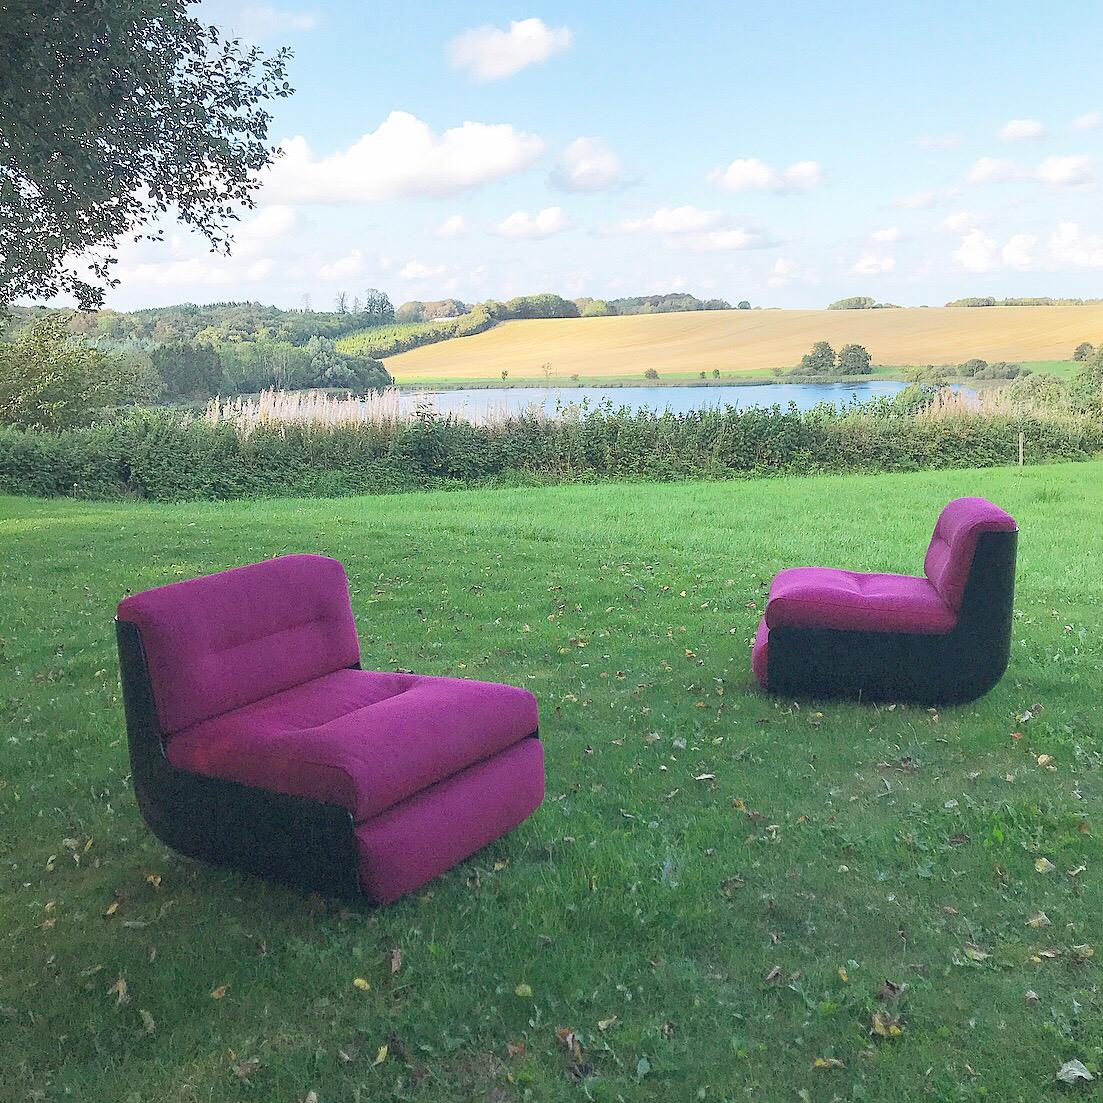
[765,567,958,635]
[165,667,540,822]
[924,497,1018,610]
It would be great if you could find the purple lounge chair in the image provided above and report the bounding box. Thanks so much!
[115,555,544,903]
[752,497,1018,704]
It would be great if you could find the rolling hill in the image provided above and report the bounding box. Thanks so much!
[382,305,1103,384]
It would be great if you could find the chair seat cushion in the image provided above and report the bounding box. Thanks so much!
[764,567,957,635]
[165,668,539,823]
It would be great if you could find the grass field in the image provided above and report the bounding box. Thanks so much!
[382,306,1103,385]
[2,464,1101,1101]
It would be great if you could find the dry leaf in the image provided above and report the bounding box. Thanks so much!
[764,965,783,984]
[353,977,371,992]
[210,985,228,1000]
[836,966,849,983]
[139,1008,155,1034]
[389,947,402,974]
[1026,912,1051,929]
[107,977,128,1007]
[870,1011,903,1038]
[371,1044,387,1068]
[964,943,989,962]
[876,980,904,1001]
[233,1059,260,1080]
[813,1057,844,1069]
[145,873,161,889]
[1034,857,1056,873]
[1024,990,1040,1004]
[104,902,119,917]
[514,983,533,998]
[597,1015,619,1032]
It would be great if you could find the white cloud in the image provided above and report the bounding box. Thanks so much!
[1070,111,1101,132]
[870,227,901,243]
[1035,154,1095,187]
[448,18,572,81]
[400,260,447,280]
[237,204,297,243]
[939,210,983,233]
[318,250,365,280]
[615,205,723,234]
[708,157,823,193]
[917,133,962,150]
[235,6,316,38]
[851,252,895,275]
[495,206,570,238]
[895,190,940,209]
[1001,234,1037,269]
[115,255,274,288]
[266,112,544,203]
[1050,222,1103,267]
[952,229,999,272]
[434,214,469,237]
[998,118,1045,141]
[767,257,817,287]
[966,157,1019,183]
[678,228,773,252]
[550,137,625,192]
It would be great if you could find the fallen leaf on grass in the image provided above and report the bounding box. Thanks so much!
[514,983,533,998]
[371,1044,387,1068]
[145,873,161,889]
[1024,990,1040,1004]
[870,1011,903,1039]
[103,902,119,918]
[505,1041,525,1057]
[836,966,848,983]
[232,1059,260,1080]
[210,985,228,1000]
[1026,912,1051,929]
[813,1057,844,1069]
[299,1093,318,1103]
[389,947,402,974]
[597,1015,619,1032]
[876,980,904,1001]
[964,943,990,962]
[1056,1059,1094,1084]
[764,965,783,985]
[353,977,371,991]
[555,1027,583,1062]
[139,1009,155,1034]
[107,977,128,1007]
[1034,858,1056,874]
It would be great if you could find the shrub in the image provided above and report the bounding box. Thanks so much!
[1074,342,1095,361]
[797,341,836,374]
[644,368,659,380]
[837,344,872,375]
[2,402,1098,503]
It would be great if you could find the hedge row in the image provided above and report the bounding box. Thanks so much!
[0,405,1099,502]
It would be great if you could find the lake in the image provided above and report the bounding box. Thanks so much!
[400,380,910,418]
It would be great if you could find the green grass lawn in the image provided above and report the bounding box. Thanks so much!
[2,464,1101,1102]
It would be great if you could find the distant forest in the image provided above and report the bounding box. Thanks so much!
[1,290,742,401]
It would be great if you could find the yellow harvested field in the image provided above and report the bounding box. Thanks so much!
[383,306,1103,382]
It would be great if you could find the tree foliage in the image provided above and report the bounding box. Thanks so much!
[0,313,154,428]
[797,341,837,374]
[837,343,872,374]
[0,0,293,308]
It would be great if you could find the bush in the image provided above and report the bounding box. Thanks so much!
[837,344,872,375]
[1074,342,1095,362]
[644,368,659,380]
[796,341,836,374]
[2,403,1098,503]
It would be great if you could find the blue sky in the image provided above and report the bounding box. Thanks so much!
[105,0,1103,310]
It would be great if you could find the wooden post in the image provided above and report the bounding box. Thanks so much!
[1018,431,1025,468]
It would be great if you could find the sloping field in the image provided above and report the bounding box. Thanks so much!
[383,305,1103,382]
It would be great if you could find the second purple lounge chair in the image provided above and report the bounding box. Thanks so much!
[116,555,544,903]
[752,497,1018,704]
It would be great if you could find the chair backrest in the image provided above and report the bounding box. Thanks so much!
[923,497,1018,611]
[117,555,360,735]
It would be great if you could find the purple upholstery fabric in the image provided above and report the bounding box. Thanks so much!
[764,567,957,634]
[117,555,360,734]
[165,667,540,822]
[751,618,769,688]
[357,736,545,903]
[924,497,1018,610]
